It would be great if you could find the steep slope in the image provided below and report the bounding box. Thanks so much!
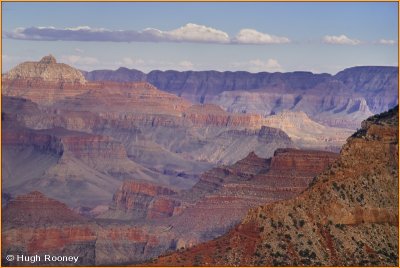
[150,106,399,266]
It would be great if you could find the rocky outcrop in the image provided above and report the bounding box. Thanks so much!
[150,106,398,266]
[2,56,88,104]
[4,55,86,84]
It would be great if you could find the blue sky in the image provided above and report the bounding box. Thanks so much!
[2,2,398,74]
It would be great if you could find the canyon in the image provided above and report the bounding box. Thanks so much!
[2,55,351,208]
[2,148,338,265]
[2,55,398,266]
[150,106,399,266]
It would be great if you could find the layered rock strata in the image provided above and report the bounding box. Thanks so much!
[150,106,399,267]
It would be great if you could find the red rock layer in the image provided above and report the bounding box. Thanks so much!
[150,107,398,267]
[108,180,183,220]
[2,192,97,265]
[168,149,339,248]
[183,104,263,128]
[2,126,129,162]
[2,191,86,227]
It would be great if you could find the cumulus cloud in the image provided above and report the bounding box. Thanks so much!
[322,35,360,45]
[377,39,396,45]
[233,29,290,44]
[4,24,289,45]
[165,23,229,43]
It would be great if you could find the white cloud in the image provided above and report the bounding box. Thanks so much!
[178,60,194,70]
[231,59,283,72]
[60,55,99,67]
[377,39,397,45]
[165,23,230,43]
[323,35,360,45]
[74,48,84,53]
[109,58,195,72]
[233,29,290,44]
[4,24,289,45]
[66,26,92,31]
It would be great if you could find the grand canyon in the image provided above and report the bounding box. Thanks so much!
[1,55,398,266]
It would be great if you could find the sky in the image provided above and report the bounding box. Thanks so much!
[2,2,398,74]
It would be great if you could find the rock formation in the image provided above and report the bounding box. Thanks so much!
[149,106,398,266]
[99,180,183,220]
[4,55,86,84]
[2,147,339,266]
[2,56,395,266]
[83,66,398,129]
[263,110,354,151]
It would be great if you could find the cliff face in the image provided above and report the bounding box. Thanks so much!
[83,66,398,128]
[150,106,398,266]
